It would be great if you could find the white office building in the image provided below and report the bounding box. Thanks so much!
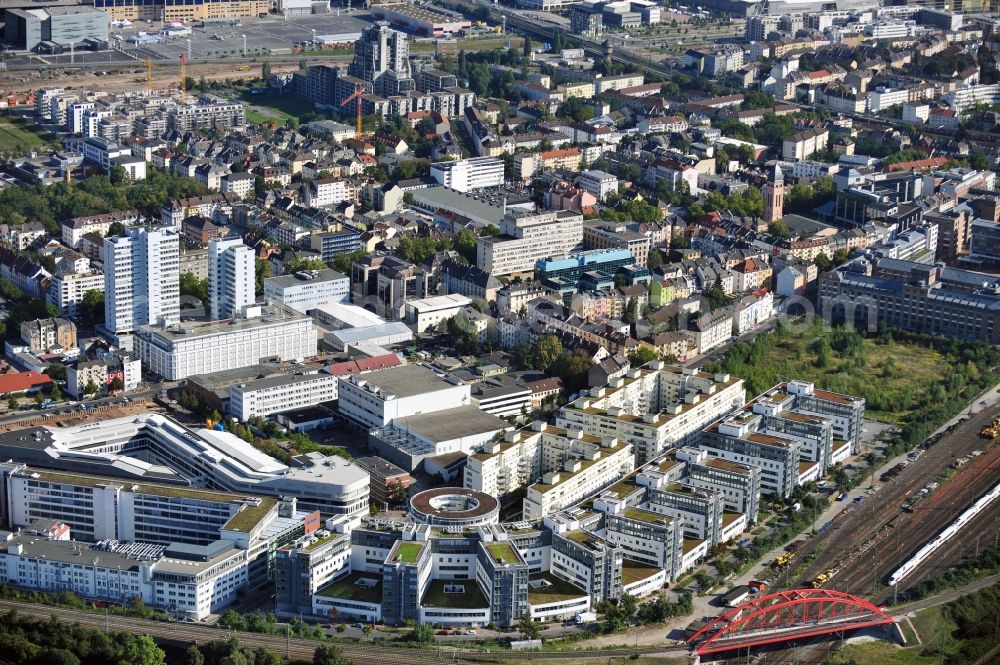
[0,413,370,516]
[137,303,317,381]
[104,227,180,337]
[230,373,340,421]
[208,237,255,321]
[477,210,584,276]
[430,157,505,192]
[403,293,472,333]
[338,364,471,430]
[576,170,619,202]
[263,269,350,314]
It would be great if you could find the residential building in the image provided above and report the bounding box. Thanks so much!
[47,269,104,318]
[19,317,75,352]
[404,293,472,333]
[207,237,254,321]
[576,170,619,202]
[556,364,746,465]
[103,227,180,339]
[354,457,412,510]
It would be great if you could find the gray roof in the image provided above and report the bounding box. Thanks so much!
[354,364,458,399]
[390,405,507,443]
[264,268,347,290]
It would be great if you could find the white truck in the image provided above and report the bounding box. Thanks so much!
[575,611,598,624]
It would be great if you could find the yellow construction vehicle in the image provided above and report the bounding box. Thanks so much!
[978,418,1000,439]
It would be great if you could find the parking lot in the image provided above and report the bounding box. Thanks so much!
[118,12,375,61]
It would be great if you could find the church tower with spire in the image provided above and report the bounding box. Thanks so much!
[764,163,784,224]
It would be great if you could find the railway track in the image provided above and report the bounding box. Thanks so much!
[780,404,1000,598]
[0,599,685,663]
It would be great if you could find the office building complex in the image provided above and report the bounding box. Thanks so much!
[137,303,317,380]
[263,269,350,314]
[104,227,180,339]
[0,413,369,517]
[207,237,254,321]
[819,257,1000,344]
[478,211,584,276]
[230,373,340,421]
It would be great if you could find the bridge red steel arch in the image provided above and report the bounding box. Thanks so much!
[687,588,895,655]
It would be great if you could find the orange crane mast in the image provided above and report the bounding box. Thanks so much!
[340,83,364,139]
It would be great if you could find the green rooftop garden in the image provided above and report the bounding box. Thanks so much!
[527,573,588,606]
[622,561,663,586]
[485,541,520,565]
[392,542,424,564]
[223,497,278,532]
[316,572,382,604]
[421,580,489,609]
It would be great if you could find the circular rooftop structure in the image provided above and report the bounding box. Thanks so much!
[409,488,499,527]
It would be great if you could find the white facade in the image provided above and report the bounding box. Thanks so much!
[557,364,746,466]
[337,364,471,430]
[207,238,255,321]
[430,157,505,192]
[263,269,350,314]
[576,170,619,202]
[306,179,354,208]
[867,87,909,113]
[523,438,634,520]
[477,211,584,276]
[137,303,317,381]
[47,270,104,318]
[104,227,180,336]
[230,373,340,421]
[903,102,930,123]
[404,294,472,333]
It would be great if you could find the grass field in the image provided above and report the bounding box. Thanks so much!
[237,91,318,124]
[709,323,952,424]
[828,640,937,665]
[0,116,50,153]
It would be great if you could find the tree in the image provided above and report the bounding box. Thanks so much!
[106,221,127,237]
[109,377,124,393]
[454,228,478,264]
[261,61,272,80]
[406,623,436,644]
[313,644,349,665]
[183,646,205,665]
[768,220,792,239]
[624,297,639,325]
[81,289,105,323]
[180,272,209,307]
[517,612,541,640]
[83,380,100,397]
[523,35,532,57]
[445,313,480,355]
[50,384,62,402]
[814,252,832,272]
[389,478,407,505]
[628,346,659,366]
[7,396,17,411]
[254,258,271,295]
[534,334,563,371]
[117,634,166,665]
[220,610,247,631]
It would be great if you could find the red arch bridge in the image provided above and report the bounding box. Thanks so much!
[687,589,895,655]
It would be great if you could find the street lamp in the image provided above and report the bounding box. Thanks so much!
[311,29,316,48]
[241,34,247,56]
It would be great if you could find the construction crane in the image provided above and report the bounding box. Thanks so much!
[340,83,364,139]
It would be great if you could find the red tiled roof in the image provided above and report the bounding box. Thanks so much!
[0,371,51,395]
[326,354,401,376]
